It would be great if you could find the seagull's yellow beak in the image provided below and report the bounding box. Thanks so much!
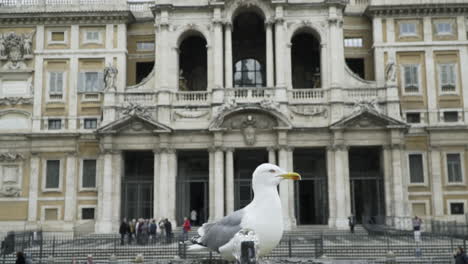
[279,172,301,181]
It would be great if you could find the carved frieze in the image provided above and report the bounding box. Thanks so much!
[174,109,210,119]
[0,153,24,162]
[0,186,21,197]
[0,31,35,70]
[0,97,33,106]
[289,105,328,117]
[352,98,381,114]
[120,102,153,120]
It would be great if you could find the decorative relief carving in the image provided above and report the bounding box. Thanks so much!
[216,97,237,116]
[0,153,24,162]
[174,109,210,119]
[259,99,280,111]
[0,185,21,197]
[352,98,381,114]
[289,105,328,117]
[120,102,153,120]
[0,97,33,106]
[103,65,118,92]
[385,60,397,86]
[0,31,35,70]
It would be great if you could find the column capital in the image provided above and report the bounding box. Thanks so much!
[156,147,176,154]
[208,146,224,153]
[267,146,278,152]
[390,143,405,151]
[265,19,275,27]
[274,17,285,24]
[328,144,349,152]
[224,147,235,153]
[278,145,294,152]
[212,18,223,26]
[224,21,232,29]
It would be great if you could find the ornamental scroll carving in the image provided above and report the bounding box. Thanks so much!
[120,102,153,120]
[0,31,35,70]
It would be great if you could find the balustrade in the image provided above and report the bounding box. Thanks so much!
[346,88,386,101]
[174,91,210,105]
[226,87,275,103]
[289,88,326,104]
[119,92,155,105]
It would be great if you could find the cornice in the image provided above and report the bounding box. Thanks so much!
[367,3,468,17]
[0,10,134,25]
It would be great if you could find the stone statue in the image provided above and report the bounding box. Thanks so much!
[23,32,34,56]
[103,65,118,91]
[385,60,397,85]
[241,115,257,146]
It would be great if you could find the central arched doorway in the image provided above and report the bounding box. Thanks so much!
[178,34,208,91]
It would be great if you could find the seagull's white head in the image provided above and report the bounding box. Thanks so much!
[251,163,301,190]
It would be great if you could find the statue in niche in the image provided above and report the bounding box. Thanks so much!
[385,60,397,85]
[241,115,257,146]
[103,65,118,91]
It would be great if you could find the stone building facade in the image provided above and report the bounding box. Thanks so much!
[0,0,467,233]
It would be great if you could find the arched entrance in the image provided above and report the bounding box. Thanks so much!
[178,34,207,91]
[291,31,321,88]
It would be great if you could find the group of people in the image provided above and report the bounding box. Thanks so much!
[119,218,173,245]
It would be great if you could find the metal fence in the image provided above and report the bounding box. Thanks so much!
[0,230,461,264]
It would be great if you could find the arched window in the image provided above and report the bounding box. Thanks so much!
[179,35,207,91]
[234,59,264,87]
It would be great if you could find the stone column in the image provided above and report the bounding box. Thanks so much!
[287,147,296,226]
[153,150,160,219]
[225,148,235,215]
[208,149,215,221]
[458,47,468,123]
[28,154,40,222]
[96,151,114,233]
[430,147,444,217]
[326,147,336,227]
[320,43,328,88]
[64,153,77,222]
[32,25,44,131]
[112,152,122,231]
[327,9,344,88]
[213,10,224,88]
[224,22,233,88]
[68,26,79,130]
[334,145,351,229]
[265,20,274,87]
[167,149,177,224]
[383,146,394,217]
[158,149,169,219]
[267,147,276,164]
[391,144,407,218]
[278,147,292,230]
[274,17,285,87]
[213,147,225,219]
[158,16,170,89]
[424,48,438,124]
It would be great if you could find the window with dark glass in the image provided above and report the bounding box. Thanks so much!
[82,208,95,220]
[409,154,424,183]
[447,153,463,183]
[406,113,421,124]
[48,119,62,130]
[82,159,97,188]
[45,160,60,189]
[234,59,264,87]
[346,58,365,79]
[84,119,97,129]
[444,111,458,122]
[450,203,464,215]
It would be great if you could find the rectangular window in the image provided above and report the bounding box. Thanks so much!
[403,65,419,93]
[82,159,97,189]
[409,154,424,184]
[78,72,104,92]
[45,160,60,189]
[45,208,59,221]
[85,31,100,42]
[82,208,95,220]
[136,41,155,51]
[344,38,363,48]
[447,153,463,183]
[444,111,458,123]
[406,113,421,124]
[48,119,62,130]
[450,203,465,215]
[84,119,97,129]
[439,64,457,92]
[436,22,452,35]
[48,72,64,97]
[400,22,417,36]
[51,32,65,42]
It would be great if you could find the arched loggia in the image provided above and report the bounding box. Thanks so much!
[291,31,321,89]
[178,34,208,91]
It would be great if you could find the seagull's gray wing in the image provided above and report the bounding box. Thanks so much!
[199,209,245,252]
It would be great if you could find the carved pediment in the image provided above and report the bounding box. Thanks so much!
[97,115,172,135]
[331,108,408,130]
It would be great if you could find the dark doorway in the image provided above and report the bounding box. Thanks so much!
[293,149,328,225]
[176,151,209,226]
[291,33,321,88]
[349,147,385,223]
[121,151,154,220]
[179,36,207,91]
[136,61,154,84]
[232,12,266,87]
[234,149,268,210]
[345,58,365,79]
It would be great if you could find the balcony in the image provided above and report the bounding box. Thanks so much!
[289,89,327,104]
[173,91,210,106]
[225,87,275,104]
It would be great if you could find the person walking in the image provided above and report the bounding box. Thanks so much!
[119,218,129,245]
[164,218,173,243]
[158,218,166,240]
[348,215,355,233]
[149,219,157,243]
[182,217,191,241]
[129,219,136,244]
[15,252,25,264]
[190,209,197,226]
[454,246,468,264]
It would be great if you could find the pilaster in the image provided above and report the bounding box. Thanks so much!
[153,150,160,219]
[278,146,292,230]
[225,148,235,215]
[224,22,233,88]
[168,148,177,224]
[429,146,444,217]
[274,8,285,88]
[326,146,336,228]
[28,153,40,222]
[68,56,78,130]
[425,48,438,124]
[213,146,225,219]
[213,8,224,88]
[382,145,394,217]
[265,20,274,88]
[96,150,115,233]
[64,153,77,222]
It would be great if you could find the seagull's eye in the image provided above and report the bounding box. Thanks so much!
[269,169,276,173]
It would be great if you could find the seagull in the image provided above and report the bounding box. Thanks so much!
[189,163,301,261]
